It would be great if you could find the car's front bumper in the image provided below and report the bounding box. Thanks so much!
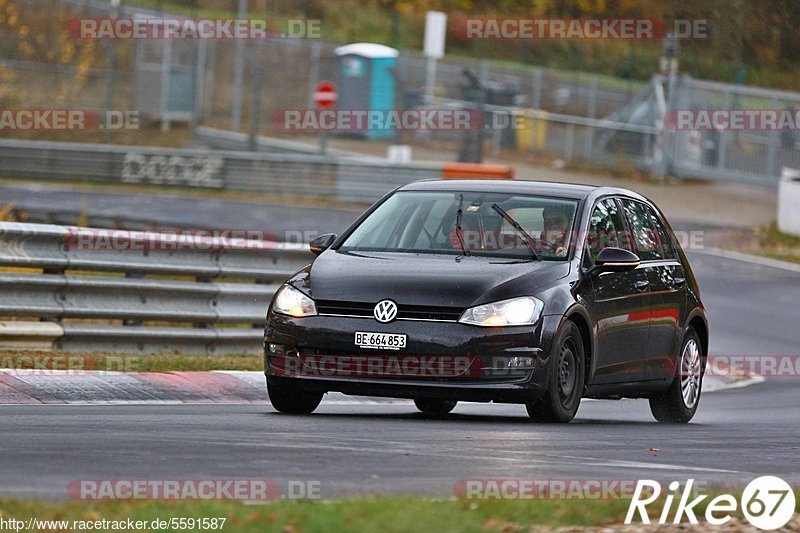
[264,313,562,403]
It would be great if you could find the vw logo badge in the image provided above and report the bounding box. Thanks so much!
[373,300,398,323]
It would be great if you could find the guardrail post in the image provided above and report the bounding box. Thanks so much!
[196,271,216,329]
[123,272,144,326]
[252,279,266,330]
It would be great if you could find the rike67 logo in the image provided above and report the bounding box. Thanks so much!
[626,476,796,530]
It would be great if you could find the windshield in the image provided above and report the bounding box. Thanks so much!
[339,191,579,260]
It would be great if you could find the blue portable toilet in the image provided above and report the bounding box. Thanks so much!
[334,43,398,139]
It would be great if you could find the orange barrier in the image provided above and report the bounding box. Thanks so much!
[442,163,515,180]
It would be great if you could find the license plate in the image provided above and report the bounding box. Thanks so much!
[355,332,407,351]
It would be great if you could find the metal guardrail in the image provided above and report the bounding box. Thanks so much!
[193,126,388,161]
[0,222,314,355]
[0,138,444,203]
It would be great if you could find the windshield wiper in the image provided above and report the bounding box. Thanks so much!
[490,203,541,261]
[455,194,470,256]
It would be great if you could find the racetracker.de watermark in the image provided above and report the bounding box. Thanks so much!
[271,109,488,132]
[454,479,664,500]
[0,354,139,375]
[63,228,307,253]
[269,354,485,379]
[706,355,800,378]
[67,18,320,40]
[452,18,708,40]
[68,479,320,500]
[0,109,138,131]
[665,109,800,131]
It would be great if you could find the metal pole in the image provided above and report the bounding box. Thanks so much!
[319,131,329,155]
[424,56,437,103]
[103,0,121,143]
[766,96,779,178]
[476,60,489,163]
[717,91,731,171]
[248,61,262,151]
[204,40,216,118]
[584,76,598,160]
[531,67,542,109]
[565,123,575,162]
[231,0,247,131]
[655,35,679,180]
[160,39,172,132]
[308,41,321,108]
[191,40,206,133]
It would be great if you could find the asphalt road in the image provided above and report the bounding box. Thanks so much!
[0,182,362,236]
[0,252,798,500]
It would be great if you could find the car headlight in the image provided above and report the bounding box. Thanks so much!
[459,296,544,327]
[272,284,317,318]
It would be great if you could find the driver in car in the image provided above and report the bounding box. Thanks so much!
[541,205,571,257]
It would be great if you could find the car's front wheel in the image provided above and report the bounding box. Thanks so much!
[649,329,704,423]
[414,398,457,416]
[526,321,585,423]
[267,377,324,414]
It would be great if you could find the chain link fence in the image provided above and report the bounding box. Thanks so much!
[668,77,800,187]
[2,0,800,188]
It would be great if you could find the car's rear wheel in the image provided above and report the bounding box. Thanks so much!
[267,377,323,414]
[649,329,704,423]
[526,321,585,423]
[414,398,457,416]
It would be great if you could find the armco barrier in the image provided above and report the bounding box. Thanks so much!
[0,222,314,355]
[0,139,514,203]
[0,321,63,351]
[193,126,385,160]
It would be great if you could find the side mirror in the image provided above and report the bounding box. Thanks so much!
[594,247,640,272]
[309,233,337,256]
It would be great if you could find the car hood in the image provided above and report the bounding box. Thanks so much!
[296,250,571,309]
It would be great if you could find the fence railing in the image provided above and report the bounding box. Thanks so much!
[0,222,314,355]
[0,138,442,203]
[0,138,513,203]
[667,76,800,188]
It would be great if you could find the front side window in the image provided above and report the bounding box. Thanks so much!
[620,199,676,261]
[339,191,580,261]
[584,198,630,268]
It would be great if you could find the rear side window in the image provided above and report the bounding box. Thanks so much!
[584,198,630,267]
[620,199,676,261]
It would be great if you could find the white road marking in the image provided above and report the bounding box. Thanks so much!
[694,248,800,274]
[578,459,741,474]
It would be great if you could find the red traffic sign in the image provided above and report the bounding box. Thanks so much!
[313,81,338,110]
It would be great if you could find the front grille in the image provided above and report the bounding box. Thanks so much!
[316,300,462,322]
[316,300,373,318]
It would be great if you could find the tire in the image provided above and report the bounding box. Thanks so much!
[649,329,704,424]
[526,321,585,423]
[414,398,457,416]
[267,377,323,414]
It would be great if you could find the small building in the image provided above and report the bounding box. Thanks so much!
[334,43,399,139]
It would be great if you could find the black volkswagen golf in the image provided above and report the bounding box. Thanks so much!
[264,180,708,423]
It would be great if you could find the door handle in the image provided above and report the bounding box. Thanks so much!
[671,277,686,288]
[634,280,650,292]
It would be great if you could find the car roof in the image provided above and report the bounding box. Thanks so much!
[398,179,647,203]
